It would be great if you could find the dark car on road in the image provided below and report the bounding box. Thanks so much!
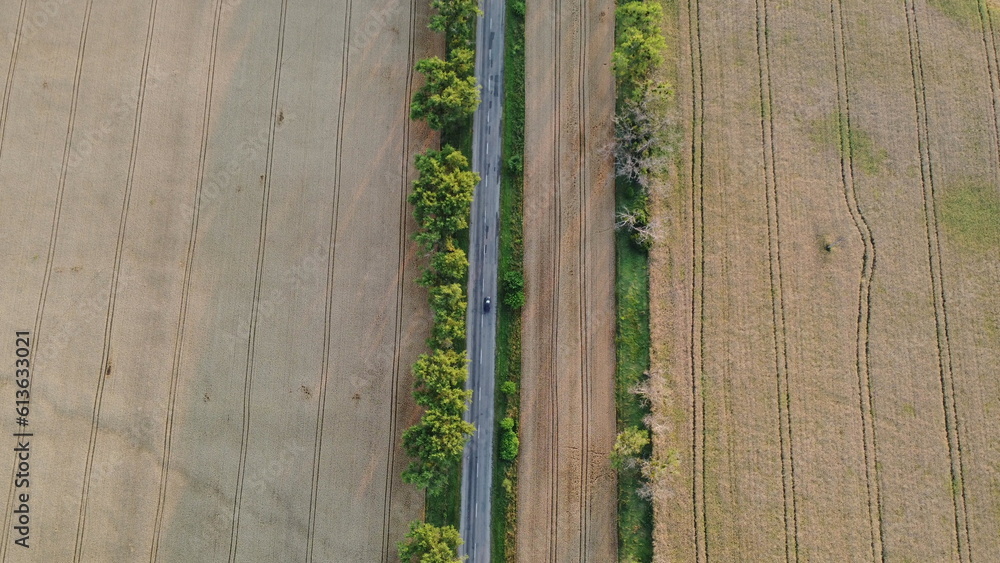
[484,297,491,312]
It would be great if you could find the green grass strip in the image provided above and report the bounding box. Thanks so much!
[492,0,526,560]
[615,182,654,563]
[425,464,463,528]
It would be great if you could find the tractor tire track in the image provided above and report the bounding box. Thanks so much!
[305,0,352,559]
[754,0,799,559]
[545,0,562,558]
[380,0,417,558]
[686,0,707,559]
[147,2,224,559]
[227,2,289,560]
[577,0,592,558]
[903,2,972,560]
[60,4,133,561]
[0,2,30,555]
[0,0,25,167]
[990,6,1000,96]
[977,0,1000,170]
[830,1,884,559]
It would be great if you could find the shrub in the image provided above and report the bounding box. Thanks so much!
[610,426,650,470]
[499,430,520,461]
[499,416,515,431]
[501,269,526,309]
[510,0,525,17]
[505,154,523,174]
[500,381,517,395]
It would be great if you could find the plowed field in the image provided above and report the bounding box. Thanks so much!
[652,0,1000,560]
[517,0,618,560]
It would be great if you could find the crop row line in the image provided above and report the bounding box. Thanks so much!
[307,0,353,558]
[903,2,971,560]
[227,3,290,560]
[0,1,32,557]
[577,0,593,558]
[685,0,707,560]
[978,1,1000,170]
[547,0,563,557]
[829,1,885,559]
[754,0,799,560]
[380,0,419,559]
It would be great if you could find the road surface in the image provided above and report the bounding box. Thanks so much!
[459,0,506,560]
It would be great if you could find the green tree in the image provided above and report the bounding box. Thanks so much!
[429,0,482,49]
[413,349,470,415]
[409,146,479,250]
[413,349,467,392]
[613,1,665,95]
[611,426,650,470]
[419,243,469,287]
[402,408,475,492]
[428,283,467,349]
[410,53,481,131]
[398,520,465,563]
[447,47,475,78]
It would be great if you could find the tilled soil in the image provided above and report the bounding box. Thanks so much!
[517,0,618,560]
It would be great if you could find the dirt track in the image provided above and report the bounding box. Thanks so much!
[652,0,1000,560]
[0,1,438,560]
[517,0,618,559]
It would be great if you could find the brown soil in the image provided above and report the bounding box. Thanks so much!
[516,0,619,559]
[0,1,438,561]
[652,0,1000,560]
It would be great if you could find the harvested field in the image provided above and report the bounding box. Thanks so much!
[517,0,618,559]
[0,1,438,560]
[651,0,1000,560]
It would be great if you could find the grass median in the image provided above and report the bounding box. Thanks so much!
[615,180,654,562]
[491,0,526,559]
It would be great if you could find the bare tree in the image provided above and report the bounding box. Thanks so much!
[613,86,674,190]
[616,209,658,246]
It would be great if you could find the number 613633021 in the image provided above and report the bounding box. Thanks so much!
[15,331,30,394]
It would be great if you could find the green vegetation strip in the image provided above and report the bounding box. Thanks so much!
[615,182,654,562]
[492,0,526,560]
[612,0,667,560]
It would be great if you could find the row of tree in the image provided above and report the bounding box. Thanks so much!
[402,145,479,495]
[612,0,669,251]
[399,0,483,559]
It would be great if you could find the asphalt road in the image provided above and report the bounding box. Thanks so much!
[459,0,506,560]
